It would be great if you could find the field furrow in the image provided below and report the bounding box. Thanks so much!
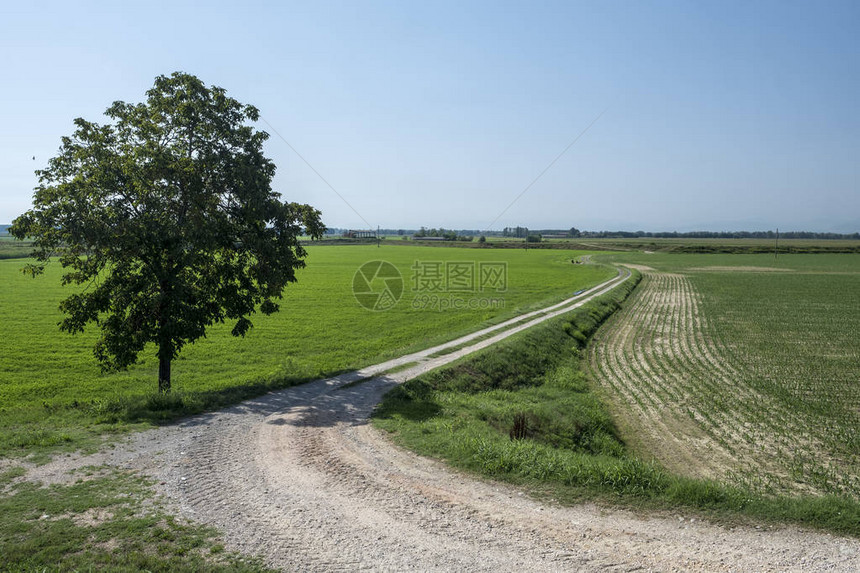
[587,267,855,496]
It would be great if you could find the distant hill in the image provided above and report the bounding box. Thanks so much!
[0,224,10,236]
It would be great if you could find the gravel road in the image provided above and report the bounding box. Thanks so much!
[18,270,860,571]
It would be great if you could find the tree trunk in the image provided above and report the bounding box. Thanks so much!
[158,353,171,393]
[157,273,174,394]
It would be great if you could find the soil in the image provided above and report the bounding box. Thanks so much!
[587,269,844,496]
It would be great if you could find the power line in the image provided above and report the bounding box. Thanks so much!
[482,107,608,233]
[259,116,375,230]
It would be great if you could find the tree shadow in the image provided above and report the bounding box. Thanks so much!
[370,379,443,423]
[127,372,410,431]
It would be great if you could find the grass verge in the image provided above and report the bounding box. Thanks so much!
[0,467,273,572]
[0,374,321,464]
[371,272,860,538]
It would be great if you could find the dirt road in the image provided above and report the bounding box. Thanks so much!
[20,269,860,571]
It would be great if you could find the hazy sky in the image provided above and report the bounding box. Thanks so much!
[1,1,858,232]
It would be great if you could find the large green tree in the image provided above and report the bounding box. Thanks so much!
[11,72,323,393]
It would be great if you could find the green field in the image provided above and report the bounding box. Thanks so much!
[0,244,612,457]
[0,237,34,260]
[586,252,860,498]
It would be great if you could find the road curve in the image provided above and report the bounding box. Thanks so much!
[39,267,859,571]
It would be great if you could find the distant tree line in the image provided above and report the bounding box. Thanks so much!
[317,226,857,241]
[581,230,860,240]
[413,227,474,241]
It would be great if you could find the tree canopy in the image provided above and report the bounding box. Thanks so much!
[11,72,323,392]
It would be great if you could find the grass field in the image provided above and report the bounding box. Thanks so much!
[587,253,860,499]
[0,237,34,260]
[0,244,613,458]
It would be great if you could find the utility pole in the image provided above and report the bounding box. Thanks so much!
[377,225,380,248]
[774,228,779,259]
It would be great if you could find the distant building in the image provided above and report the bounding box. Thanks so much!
[343,229,377,239]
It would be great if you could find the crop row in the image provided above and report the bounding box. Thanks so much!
[588,269,859,497]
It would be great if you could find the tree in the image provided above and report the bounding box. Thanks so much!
[10,72,323,393]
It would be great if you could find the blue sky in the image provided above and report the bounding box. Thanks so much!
[1,0,857,232]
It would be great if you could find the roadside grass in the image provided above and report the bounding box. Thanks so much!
[0,245,614,460]
[382,361,420,375]
[426,329,510,358]
[372,270,860,538]
[0,467,272,572]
